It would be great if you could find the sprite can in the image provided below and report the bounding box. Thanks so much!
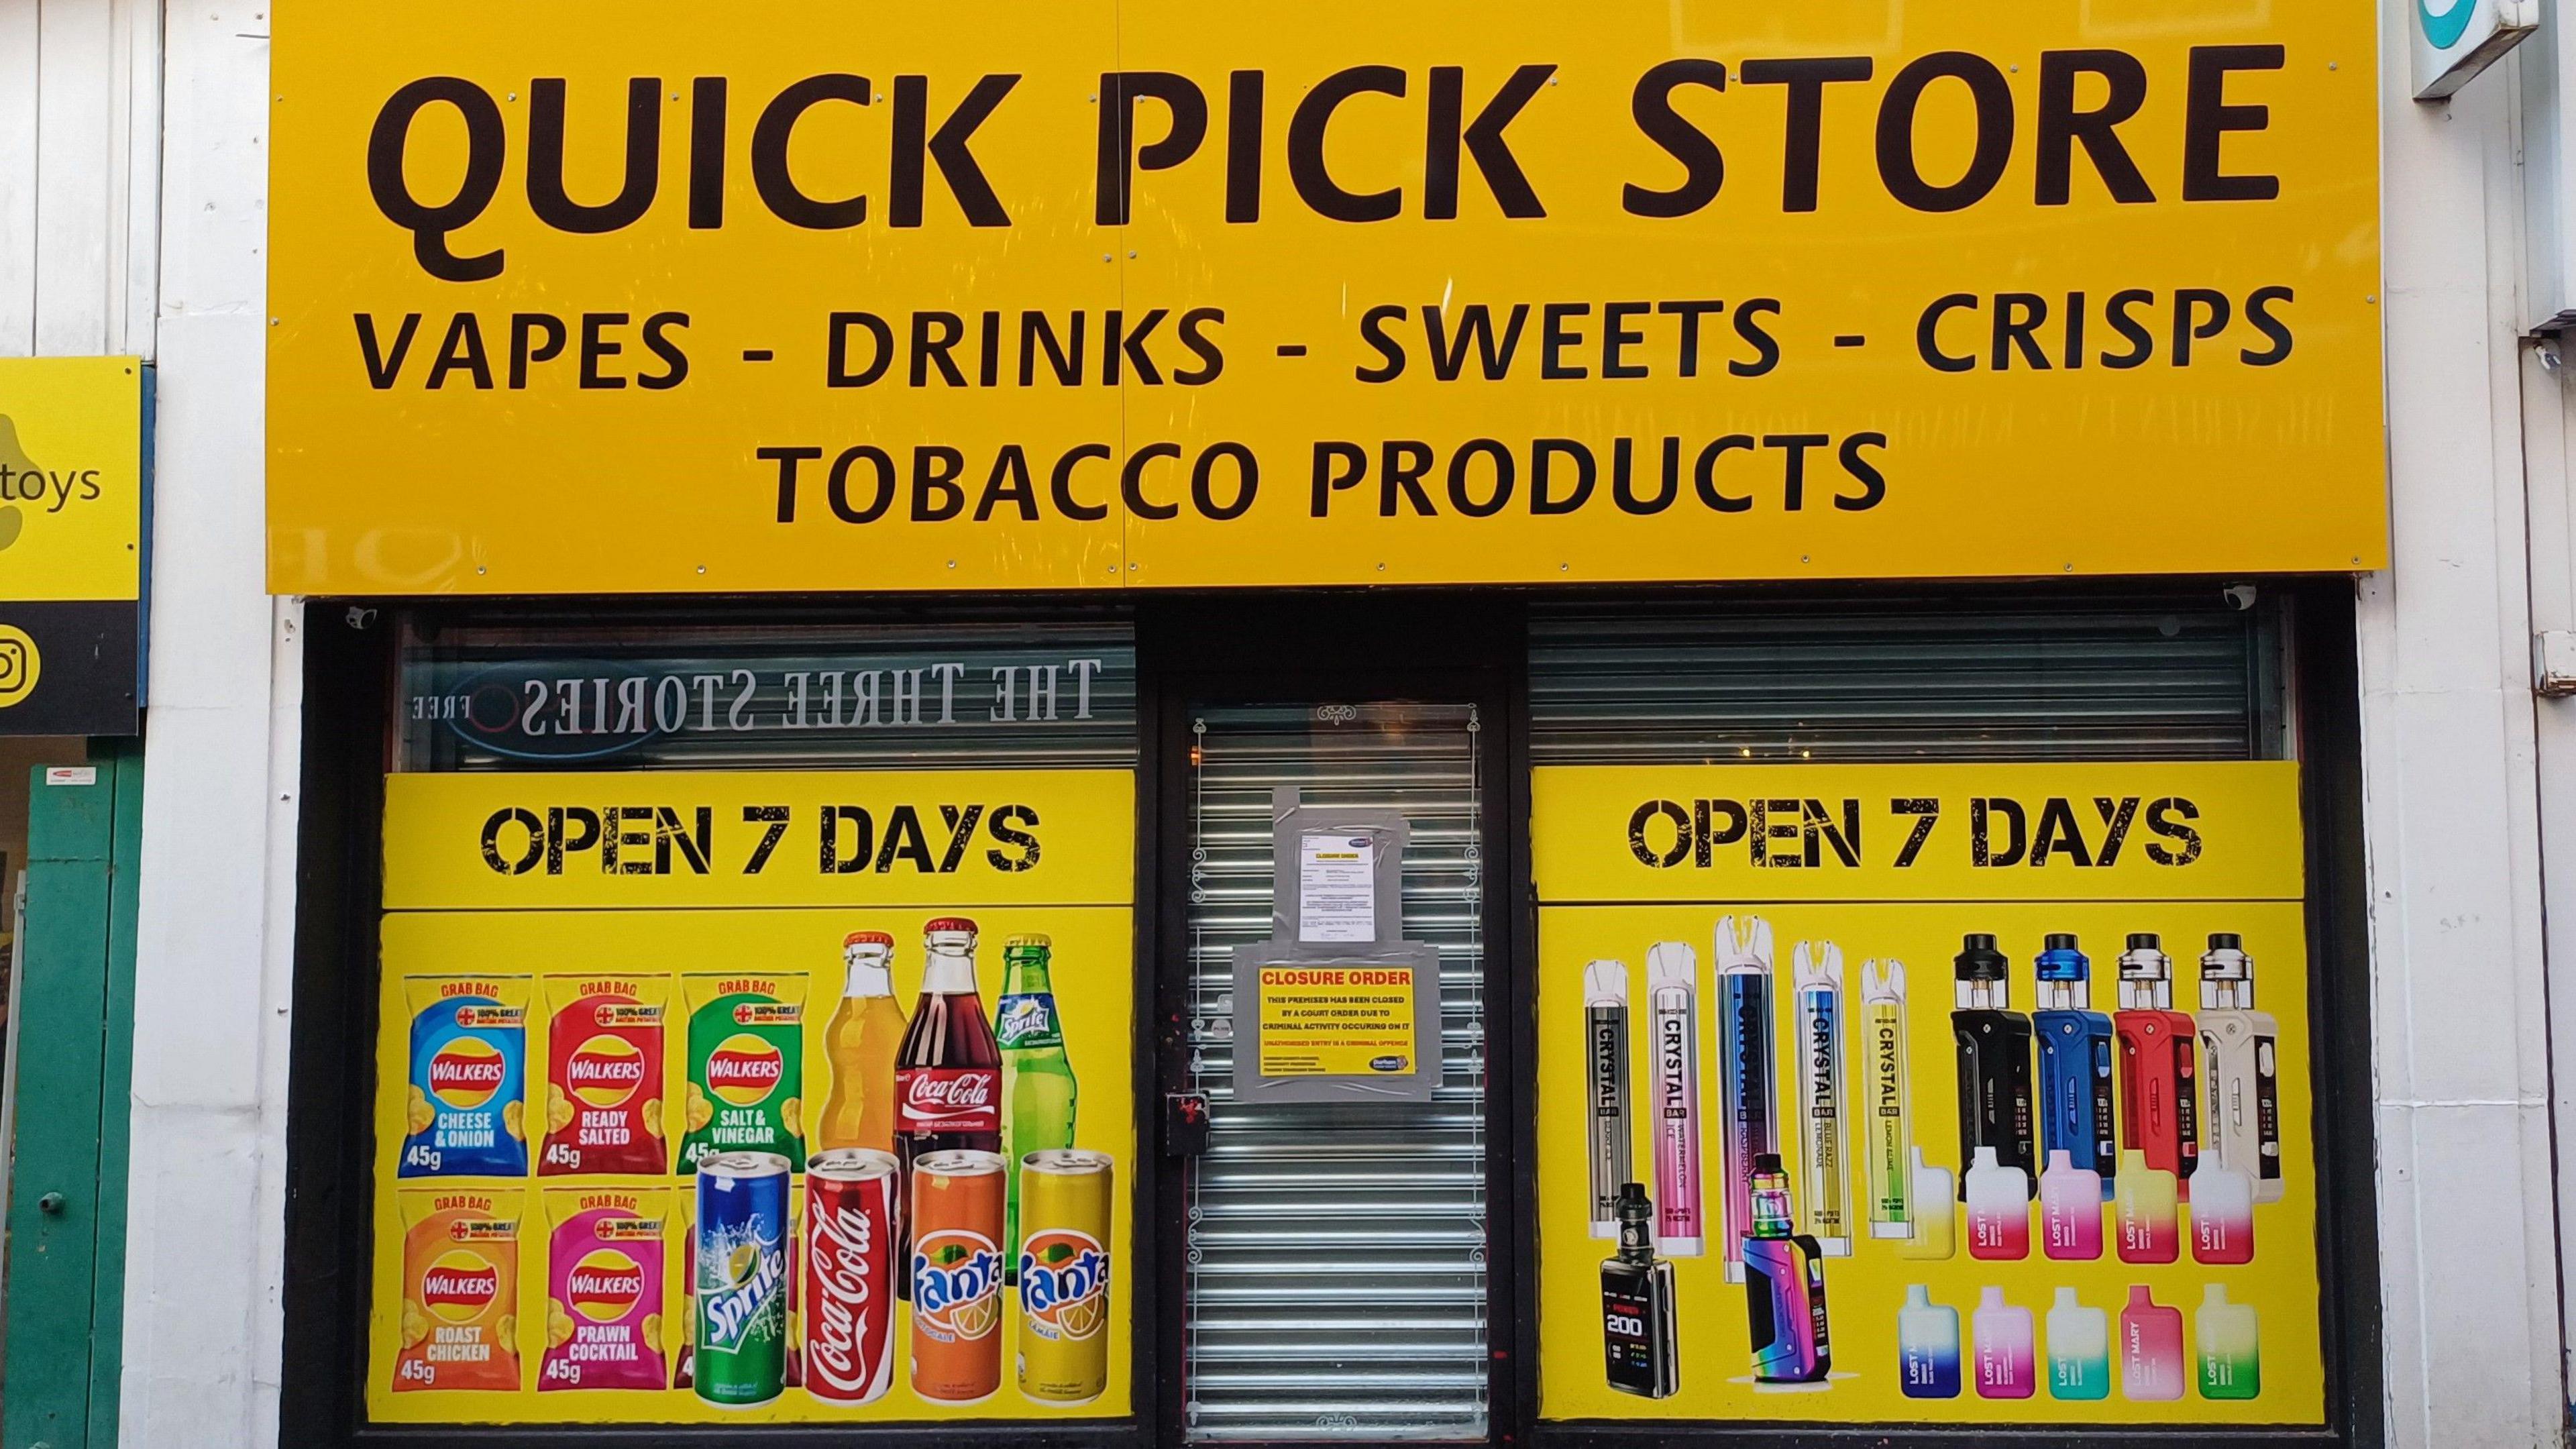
[694,1151,791,1407]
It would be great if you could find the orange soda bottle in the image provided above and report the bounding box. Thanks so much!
[817,931,909,1152]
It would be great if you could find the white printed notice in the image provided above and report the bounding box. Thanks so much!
[1297,833,1379,943]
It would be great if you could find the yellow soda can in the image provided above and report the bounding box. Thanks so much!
[1014,1148,1113,1404]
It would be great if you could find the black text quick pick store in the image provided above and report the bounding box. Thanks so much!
[264,5,2387,1448]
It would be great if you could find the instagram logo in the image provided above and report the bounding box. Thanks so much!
[0,625,42,708]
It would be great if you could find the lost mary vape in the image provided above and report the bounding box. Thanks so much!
[2114,932,2200,1193]
[1742,1153,1831,1385]
[1792,941,1851,1256]
[1601,1182,1680,1398]
[2033,934,2116,1189]
[1647,943,1704,1256]
[1716,916,1779,1283]
[1950,933,2035,1197]
[1585,959,1633,1238]
[1861,960,1914,1241]
[2197,932,2282,1203]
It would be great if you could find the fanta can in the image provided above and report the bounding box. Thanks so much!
[909,1148,1007,1403]
[1017,1148,1113,1403]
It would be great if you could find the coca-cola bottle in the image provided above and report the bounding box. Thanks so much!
[893,917,1002,1293]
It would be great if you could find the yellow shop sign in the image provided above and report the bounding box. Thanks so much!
[268,1,2384,595]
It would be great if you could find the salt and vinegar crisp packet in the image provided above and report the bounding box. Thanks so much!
[394,1190,523,1392]
[540,977,668,1176]
[677,974,806,1171]
[399,976,531,1178]
[538,1189,668,1391]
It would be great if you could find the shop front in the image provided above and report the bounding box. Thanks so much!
[264,4,2386,1447]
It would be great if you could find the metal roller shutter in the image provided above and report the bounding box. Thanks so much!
[1183,704,1491,1442]
[1529,594,2277,764]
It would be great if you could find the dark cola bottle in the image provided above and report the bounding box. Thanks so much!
[893,916,1002,1294]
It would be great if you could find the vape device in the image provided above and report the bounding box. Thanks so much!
[1716,916,1778,1283]
[1585,959,1633,1239]
[2039,1149,2104,1260]
[1964,1146,2029,1260]
[1793,941,1851,1256]
[2195,1285,2260,1400]
[1860,960,1913,1241]
[2033,934,2116,1191]
[1648,942,1703,1256]
[1601,1182,1680,1399]
[2120,1286,2185,1402]
[1898,1284,1960,1398]
[1742,1153,1831,1385]
[1895,1147,1956,1261]
[2192,1164,2255,1265]
[2198,932,2282,1204]
[2046,1287,2110,1401]
[1972,1287,2035,1399]
[1950,934,2035,1197]
[2114,934,2200,1195]
[2114,1147,2180,1264]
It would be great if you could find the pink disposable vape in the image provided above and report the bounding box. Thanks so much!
[1972,1287,2035,1399]
[1648,942,1704,1256]
[2121,1286,2186,1401]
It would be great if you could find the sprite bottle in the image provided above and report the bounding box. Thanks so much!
[998,934,1077,1277]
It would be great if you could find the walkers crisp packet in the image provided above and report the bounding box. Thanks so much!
[538,1189,667,1391]
[677,974,805,1171]
[394,1190,523,1392]
[400,976,530,1178]
[540,976,667,1176]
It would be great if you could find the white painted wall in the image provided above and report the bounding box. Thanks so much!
[121,5,301,1446]
[0,0,299,1444]
[2366,5,2571,1446]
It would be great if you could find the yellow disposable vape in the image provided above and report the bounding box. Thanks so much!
[1861,959,1912,1240]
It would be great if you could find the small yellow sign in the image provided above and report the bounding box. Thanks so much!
[1254,964,1418,1077]
[0,358,142,603]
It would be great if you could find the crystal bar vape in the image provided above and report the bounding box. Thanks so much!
[1648,942,1703,1256]
[1585,959,1633,1239]
[1862,960,1913,1241]
[1716,916,1778,1283]
[1793,941,1851,1256]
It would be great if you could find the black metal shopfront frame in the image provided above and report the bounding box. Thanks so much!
[277,580,2381,1449]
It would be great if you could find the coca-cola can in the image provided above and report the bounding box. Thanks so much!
[804,1146,899,1405]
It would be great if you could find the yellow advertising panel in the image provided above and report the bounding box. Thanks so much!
[268,1,2382,596]
[371,770,1134,1424]
[1535,761,2319,1425]
[383,769,1134,910]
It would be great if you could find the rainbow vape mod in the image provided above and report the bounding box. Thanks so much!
[1743,1153,1831,1385]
